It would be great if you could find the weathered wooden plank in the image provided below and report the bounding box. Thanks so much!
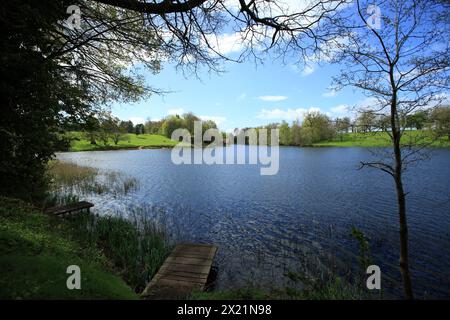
[158,270,208,281]
[152,272,206,284]
[158,262,211,275]
[173,244,216,253]
[45,201,94,216]
[171,245,217,260]
[165,255,213,266]
[142,243,218,299]
[156,278,204,289]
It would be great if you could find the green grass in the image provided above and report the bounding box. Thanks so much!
[69,132,177,152]
[0,197,137,299]
[313,130,450,147]
[69,209,172,293]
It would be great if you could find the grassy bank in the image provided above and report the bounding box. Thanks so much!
[0,197,137,299]
[68,132,177,152]
[0,197,171,299]
[313,130,450,147]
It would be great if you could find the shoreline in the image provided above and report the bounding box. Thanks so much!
[64,145,175,152]
[64,143,450,152]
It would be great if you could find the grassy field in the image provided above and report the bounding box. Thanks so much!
[0,197,137,299]
[313,130,450,147]
[69,132,177,152]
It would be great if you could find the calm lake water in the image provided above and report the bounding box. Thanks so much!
[57,147,450,298]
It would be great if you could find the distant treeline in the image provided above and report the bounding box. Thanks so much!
[249,105,450,146]
[64,111,219,146]
[65,106,449,147]
[145,112,218,137]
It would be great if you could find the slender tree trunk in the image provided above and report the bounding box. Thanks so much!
[391,89,414,299]
[394,171,414,299]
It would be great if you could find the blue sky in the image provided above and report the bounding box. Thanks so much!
[111,56,367,132]
[109,0,449,132]
[108,0,371,132]
[108,1,368,131]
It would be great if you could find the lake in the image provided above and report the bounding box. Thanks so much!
[57,147,450,298]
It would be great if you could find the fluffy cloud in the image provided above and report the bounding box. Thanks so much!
[301,65,315,76]
[323,89,338,97]
[257,107,321,121]
[330,104,350,115]
[258,95,288,102]
[209,32,246,55]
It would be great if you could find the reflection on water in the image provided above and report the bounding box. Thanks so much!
[57,147,450,298]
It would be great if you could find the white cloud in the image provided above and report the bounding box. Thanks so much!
[330,104,350,115]
[210,32,246,55]
[258,95,288,102]
[356,97,383,111]
[199,115,227,126]
[167,108,185,116]
[435,92,450,104]
[290,63,315,76]
[301,65,315,76]
[128,117,146,125]
[257,107,321,121]
[323,89,338,97]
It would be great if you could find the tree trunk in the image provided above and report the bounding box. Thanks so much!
[391,88,414,299]
[394,172,414,299]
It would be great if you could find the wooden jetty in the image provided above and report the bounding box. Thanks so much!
[45,201,94,216]
[142,243,218,299]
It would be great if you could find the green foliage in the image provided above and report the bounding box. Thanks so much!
[160,112,218,138]
[406,110,429,130]
[431,106,450,140]
[67,210,171,292]
[259,111,336,146]
[356,111,377,132]
[0,0,87,202]
[182,112,201,135]
[121,121,135,134]
[279,121,290,145]
[0,0,161,203]
[350,227,372,270]
[144,119,165,134]
[162,115,184,138]
[302,111,336,143]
